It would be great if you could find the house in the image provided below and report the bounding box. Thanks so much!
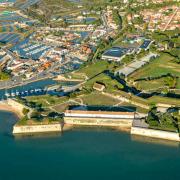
[93,82,106,91]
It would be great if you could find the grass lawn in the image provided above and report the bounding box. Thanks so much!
[84,73,124,92]
[147,96,180,106]
[81,91,149,112]
[0,71,10,81]
[81,92,120,106]
[129,54,180,90]
[26,95,69,107]
[131,54,180,78]
[77,60,109,78]
[64,72,87,80]
[52,102,71,113]
[109,89,149,106]
[177,79,180,89]
[135,78,167,91]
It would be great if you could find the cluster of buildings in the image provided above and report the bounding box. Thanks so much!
[2,34,86,79]
[0,0,178,86]
[141,5,180,31]
[0,0,15,7]
[70,44,93,61]
[34,29,94,61]
[127,5,180,31]
[42,32,81,47]
[0,10,97,81]
[6,41,70,78]
[104,6,118,30]
[0,49,12,66]
[0,10,33,28]
[0,0,40,9]
[102,36,152,62]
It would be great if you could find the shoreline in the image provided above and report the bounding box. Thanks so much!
[0,103,23,119]
[12,122,180,142]
[0,102,179,142]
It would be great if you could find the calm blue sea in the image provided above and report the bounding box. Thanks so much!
[0,110,180,180]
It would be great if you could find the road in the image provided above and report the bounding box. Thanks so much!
[0,54,74,90]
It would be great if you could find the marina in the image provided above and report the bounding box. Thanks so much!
[0,78,79,100]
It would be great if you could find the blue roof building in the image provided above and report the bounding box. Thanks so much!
[102,47,128,61]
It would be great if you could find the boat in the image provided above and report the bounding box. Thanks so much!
[20,92,24,96]
[5,92,10,97]
[11,92,15,97]
[30,89,34,93]
[16,91,20,96]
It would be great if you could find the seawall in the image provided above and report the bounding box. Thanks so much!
[64,117,133,129]
[131,126,180,142]
[13,123,62,134]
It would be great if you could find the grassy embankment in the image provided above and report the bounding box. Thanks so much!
[128,54,180,90]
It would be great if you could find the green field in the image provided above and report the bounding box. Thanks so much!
[129,54,180,79]
[81,92,120,106]
[147,96,180,106]
[26,95,69,107]
[84,73,124,92]
[135,78,170,91]
[129,54,180,89]
[77,60,110,78]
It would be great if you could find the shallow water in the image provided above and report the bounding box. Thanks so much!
[0,111,180,180]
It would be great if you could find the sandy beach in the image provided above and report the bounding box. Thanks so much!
[0,101,23,119]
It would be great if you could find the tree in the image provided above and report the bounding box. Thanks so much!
[164,74,177,88]
[30,111,43,121]
[22,108,29,115]
[146,107,159,126]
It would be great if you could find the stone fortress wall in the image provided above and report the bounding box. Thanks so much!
[13,123,62,134]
